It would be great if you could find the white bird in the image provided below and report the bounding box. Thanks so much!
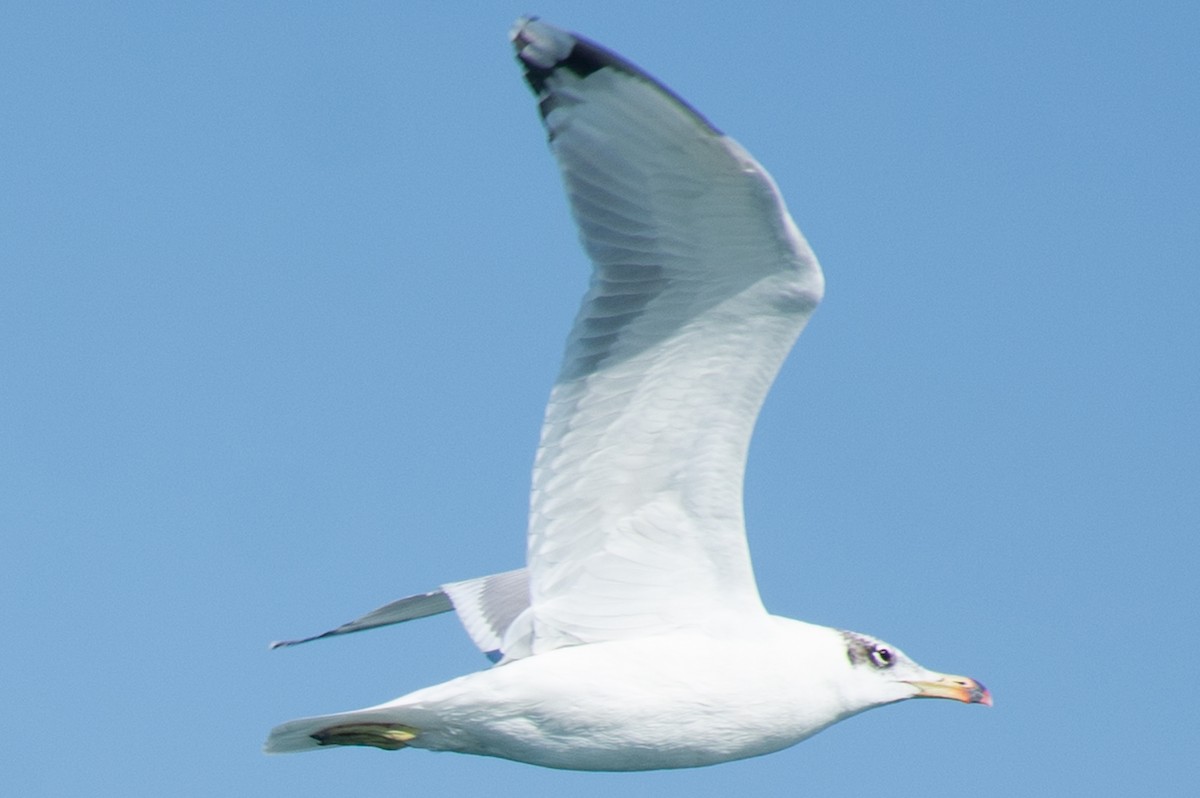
[265,17,990,771]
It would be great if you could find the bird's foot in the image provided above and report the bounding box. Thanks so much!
[310,722,419,750]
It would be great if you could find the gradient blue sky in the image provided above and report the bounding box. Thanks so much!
[3,2,1197,795]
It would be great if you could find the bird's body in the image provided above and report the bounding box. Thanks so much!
[265,17,989,770]
[269,620,882,771]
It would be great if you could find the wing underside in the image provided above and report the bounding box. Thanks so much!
[510,19,824,655]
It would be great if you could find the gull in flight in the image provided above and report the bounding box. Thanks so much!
[265,17,990,771]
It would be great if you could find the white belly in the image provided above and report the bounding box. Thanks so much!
[386,627,850,770]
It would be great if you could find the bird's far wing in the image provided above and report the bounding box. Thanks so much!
[510,19,824,656]
[270,568,529,661]
[442,568,530,662]
[269,590,453,649]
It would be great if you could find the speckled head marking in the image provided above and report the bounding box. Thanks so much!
[840,630,898,669]
[840,630,869,665]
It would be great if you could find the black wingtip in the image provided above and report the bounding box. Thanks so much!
[268,630,335,649]
[510,16,577,96]
[268,637,305,650]
[510,17,721,133]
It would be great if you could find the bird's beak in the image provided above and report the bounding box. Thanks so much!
[906,674,992,706]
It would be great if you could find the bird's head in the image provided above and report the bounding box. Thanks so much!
[835,630,992,712]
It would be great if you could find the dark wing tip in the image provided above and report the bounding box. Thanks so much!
[509,17,720,134]
[509,16,626,95]
[268,638,306,650]
[268,632,331,650]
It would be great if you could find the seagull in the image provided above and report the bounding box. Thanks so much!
[265,17,990,771]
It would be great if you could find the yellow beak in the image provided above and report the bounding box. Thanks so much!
[906,674,993,706]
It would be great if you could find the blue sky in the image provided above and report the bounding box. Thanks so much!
[3,2,1197,794]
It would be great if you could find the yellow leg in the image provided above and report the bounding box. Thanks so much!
[310,722,419,750]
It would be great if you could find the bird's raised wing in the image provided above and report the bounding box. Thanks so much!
[509,19,824,657]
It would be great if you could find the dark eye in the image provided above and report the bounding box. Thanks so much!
[868,646,895,669]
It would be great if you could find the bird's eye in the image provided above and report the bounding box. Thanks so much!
[868,646,895,669]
